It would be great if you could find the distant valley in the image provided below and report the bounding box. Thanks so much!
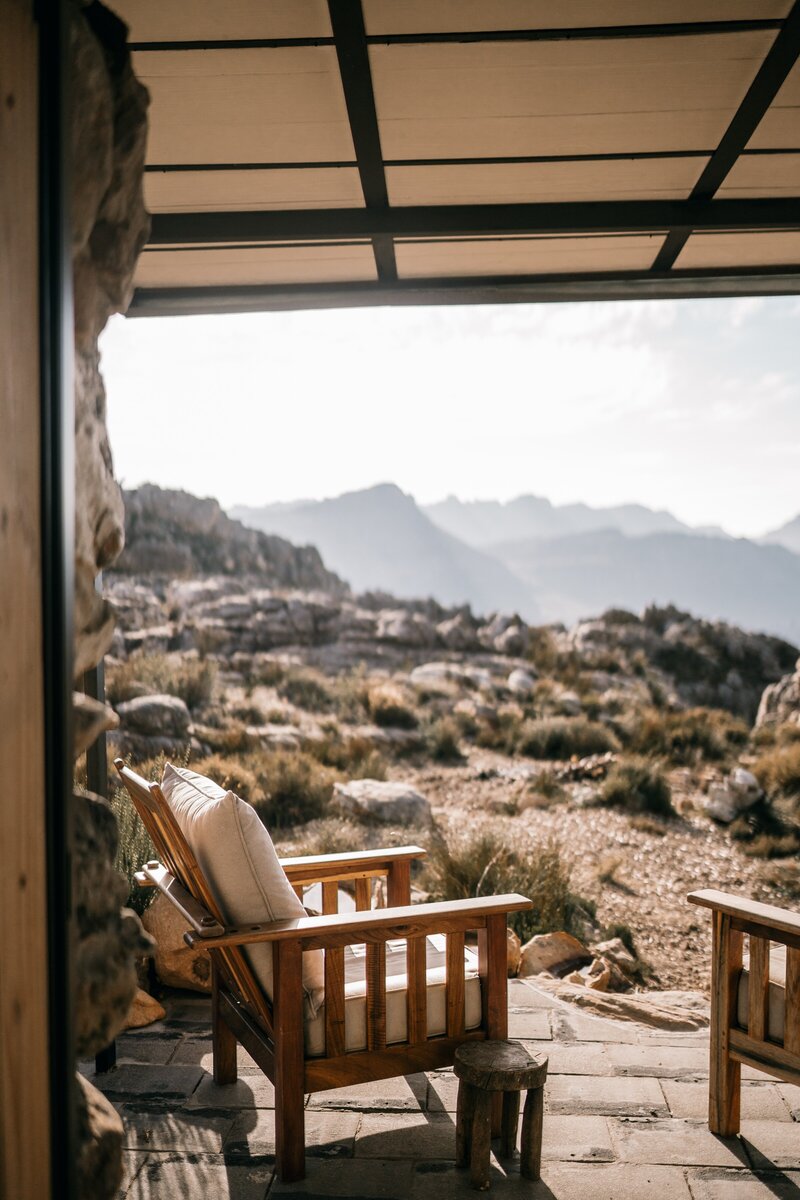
[233,486,800,642]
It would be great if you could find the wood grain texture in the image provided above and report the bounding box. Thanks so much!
[521,1085,544,1181]
[274,939,305,1182]
[304,1031,485,1092]
[709,910,743,1136]
[729,1027,800,1087]
[454,1040,547,1091]
[321,880,338,915]
[355,876,372,912]
[470,1089,493,1191]
[501,1090,520,1159]
[211,963,237,1084]
[366,941,387,1051]
[689,889,800,941]
[747,935,770,1043]
[446,930,466,1038]
[785,946,800,1056]
[406,934,427,1044]
[455,1081,476,1168]
[324,945,346,1058]
[386,858,411,906]
[0,4,51,1196]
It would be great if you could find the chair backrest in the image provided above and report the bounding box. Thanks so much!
[114,758,274,1034]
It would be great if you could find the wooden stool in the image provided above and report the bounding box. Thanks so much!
[454,1040,548,1191]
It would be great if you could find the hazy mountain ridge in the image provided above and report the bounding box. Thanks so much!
[763,513,800,555]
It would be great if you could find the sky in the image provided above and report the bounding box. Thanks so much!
[101,295,800,540]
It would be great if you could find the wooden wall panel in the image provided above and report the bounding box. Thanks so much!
[0,2,51,1197]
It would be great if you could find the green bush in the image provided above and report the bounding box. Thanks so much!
[599,756,673,817]
[424,831,595,944]
[627,706,748,764]
[515,716,619,760]
[110,786,156,915]
[106,652,216,710]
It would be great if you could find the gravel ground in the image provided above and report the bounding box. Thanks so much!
[395,747,799,994]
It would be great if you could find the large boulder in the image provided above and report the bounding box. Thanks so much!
[518,931,591,978]
[703,766,763,824]
[142,893,212,993]
[756,657,800,727]
[377,609,436,647]
[116,692,192,737]
[333,779,432,826]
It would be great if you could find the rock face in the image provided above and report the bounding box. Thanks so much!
[117,693,191,738]
[69,4,153,1193]
[333,779,433,826]
[756,657,800,727]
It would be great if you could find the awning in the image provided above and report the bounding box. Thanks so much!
[115,0,800,315]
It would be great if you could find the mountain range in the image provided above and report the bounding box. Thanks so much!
[232,487,800,642]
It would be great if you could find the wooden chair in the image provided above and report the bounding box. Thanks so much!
[688,889,800,1135]
[115,760,532,1181]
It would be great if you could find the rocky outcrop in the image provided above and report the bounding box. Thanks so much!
[333,779,433,826]
[115,484,346,593]
[756,657,800,728]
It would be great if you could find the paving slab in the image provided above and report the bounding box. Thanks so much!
[92,1064,204,1102]
[410,1161,692,1199]
[607,1043,710,1078]
[186,1074,276,1111]
[425,1069,460,1114]
[118,1103,235,1153]
[546,1073,668,1117]
[740,1120,800,1171]
[550,1008,640,1044]
[506,1008,552,1039]
[688,1166,800,1199]
[307,1074,427,1111]
[224,1109,359,1162]
[662,1080,792,1122]
[171,1038,262,1075]
[356,1111,457,1160]
[777,1084,800,1120]
[113,1035,181,1066]
[269,1157,415,1197]
[124,1151,272,1199]
[609,1117,751,1167]
[540,1114,614,1163]
[508,980,558,1009]
[533,1042,612,1075]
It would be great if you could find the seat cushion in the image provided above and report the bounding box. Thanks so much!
[737,943,786,1042]
[305,936,482,1057]
[160,763,324,1014]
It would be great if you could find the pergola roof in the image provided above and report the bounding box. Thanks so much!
[117,0,800,315]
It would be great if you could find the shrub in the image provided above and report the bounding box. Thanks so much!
[426,717,464,763]
[190,753,264,803]
[328,670,372,724]
[627,706,748,764]
[229,702,267,725]
[515,716,619,760]
[475,710,523,754]
[278,669,333,713]
[250,750,334,829]
[728,797,800,859]
[424,831,595,944]
[599,756,673,817]
[106,652,216,710]
[309,733,388,780]
[369,687,418,730]
[110,785,156,915]
[752,743,800,799]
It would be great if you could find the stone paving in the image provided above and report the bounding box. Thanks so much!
[83,980,800,1199]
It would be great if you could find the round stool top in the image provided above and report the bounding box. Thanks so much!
[454,1040,548,1091]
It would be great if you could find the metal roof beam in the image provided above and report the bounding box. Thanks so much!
[147,199,800,246]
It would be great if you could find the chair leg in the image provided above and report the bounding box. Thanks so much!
[500,1091,520,1159]
[520,1086,544,1181]
[470,1089,493,1192]
[456,1081,476,1167]
[709,911,742,1136]
[275,1084,305,1184]
[211,966,237,1085]
[274,940,306,1182]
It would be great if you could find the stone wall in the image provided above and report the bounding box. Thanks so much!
[69,3,151,1195]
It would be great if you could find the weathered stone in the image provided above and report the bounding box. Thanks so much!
[507,667,536,696]
[142,892,212,993]
[757,657,800,726]
[436,613,478,650]
[75,1074,124,1200]
[507,927,522,977]
[377,609,436,647]
[73,690,119,757]
[123,988,166,1030]
[703,767,763,824]
[116,692,192,737]
[333,779,432,826]
[518,931,591,978]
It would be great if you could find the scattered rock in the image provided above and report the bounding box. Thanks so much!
[333,779,433,826]
[507,668,536,697]
[506,928,522,977]
[556,689,582,716]
[518,930,591,978]
[116,693,191,738]
[703,767,763,823]
[377,609,436,647]
[593,937,637,972]
[123,988,166,1030]
[142,893,211,993]
[437,613,479,651]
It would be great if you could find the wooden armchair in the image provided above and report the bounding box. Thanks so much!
[116,760,532,1181]
[688,889,800,1135]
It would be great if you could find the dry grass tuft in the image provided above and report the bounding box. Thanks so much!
[599,756,673,817]
[106,653,217,711]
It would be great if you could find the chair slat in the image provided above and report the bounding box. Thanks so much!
[322,881,338,915]
[324,945,346,1057]
[406,935,427,1044]
[355,877,371,911]
[748,935,770,1042]
[293,885,304,905]
[386,859,411,906]
[786,947,800,1055]
[366,941,387,1051]
[446,931,466,1038]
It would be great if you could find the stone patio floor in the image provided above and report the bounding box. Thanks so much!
[83,979,800,1199]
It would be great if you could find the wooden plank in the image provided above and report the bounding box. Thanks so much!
[478,914,509,1136]
[324,945,346,1058]
[709,910,743,1136]
[211,963,237,1085]
[446,930,466,1037]
[355,876,372,911]
[217,987,275,1079]
[142,862,225,936]
[747,936,770,1043]
[785,947,800,1056]
[321,880,338,915]
[0,3,52,1197]
[729,1027,800,1087]
[189,893,533,949]
[689,889,800,942]
[386,858,411,906]
[304,1030,485,1092]
[293,885,304,905]
[273,939,305,1182]
[406,935,428,1044]
[366,941,387,1051]
[281,845,425,875]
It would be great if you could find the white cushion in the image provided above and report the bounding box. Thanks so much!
[737,944,786,1042]
[305,938,482,1057]
[160,763,324,1014]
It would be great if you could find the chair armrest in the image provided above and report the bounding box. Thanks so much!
[184,892,531,951]
[141,861,225,938]
[688,889,800,943]
[279,844,426,886]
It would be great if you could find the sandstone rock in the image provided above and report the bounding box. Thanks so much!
[73,691,119,757]
[523,977,709,1031]
[75,1074,124,1200]
[123,624,174,654]
[409,661,461,689]
[757,658,800,727]
[507,668,535,697]
[494,623,528,656]
[518,931,591,978]
[703,767,763,823]
[123,987,166,1030]
[593,937,637,972]
[377,609,436,647]
[333,779,432,826]
[142,893,212,993]
[116,692,192,737]
[507,928,522,977]
[436,613,478,651]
